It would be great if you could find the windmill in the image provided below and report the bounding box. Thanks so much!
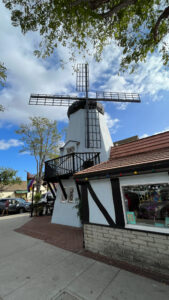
[30,64,140,149]
[29,64,140,227]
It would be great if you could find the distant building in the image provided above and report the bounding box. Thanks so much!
[114,135,138,146]
[0,181,47,201]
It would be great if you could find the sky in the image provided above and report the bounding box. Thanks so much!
[0,2,169,181]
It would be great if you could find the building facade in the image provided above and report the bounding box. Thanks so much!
[74,131,169,275]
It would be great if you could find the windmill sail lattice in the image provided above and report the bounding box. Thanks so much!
[29,64,140,149]
[76,64,89,93]
[76,64,101,148]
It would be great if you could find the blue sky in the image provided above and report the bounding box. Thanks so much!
[0,2,169,181]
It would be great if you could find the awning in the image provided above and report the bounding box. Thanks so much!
[15,190,28,194]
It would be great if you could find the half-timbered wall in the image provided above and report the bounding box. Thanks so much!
[88,179,116,225]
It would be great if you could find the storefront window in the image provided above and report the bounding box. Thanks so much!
[122,183,169,228]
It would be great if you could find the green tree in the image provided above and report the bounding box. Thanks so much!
[16,116,61,193]
[0,167,21,191]
[3,0,169,72]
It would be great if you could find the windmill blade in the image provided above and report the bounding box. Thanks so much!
[29,94,79,106]
[76,63,89,93]
[29,92,140,107]
[96,92,140,103]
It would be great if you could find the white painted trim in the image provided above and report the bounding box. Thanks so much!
[126,224,169,234]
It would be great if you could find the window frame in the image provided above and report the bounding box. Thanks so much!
[120,175,169,234]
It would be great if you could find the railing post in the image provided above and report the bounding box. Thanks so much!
[72,153,75,173]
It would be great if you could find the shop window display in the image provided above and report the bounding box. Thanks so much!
[122,183,169,228]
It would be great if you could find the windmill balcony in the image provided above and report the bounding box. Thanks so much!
[44,152,100,182]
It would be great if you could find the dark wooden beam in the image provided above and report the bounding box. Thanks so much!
[110,178,125,228]
[75,180,81,200]
[47,182,56,199]
[52,183,57,192]
[58,178,67,200]
[81,183,89,223]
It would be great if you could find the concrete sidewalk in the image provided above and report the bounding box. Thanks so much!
[0,215,169,300]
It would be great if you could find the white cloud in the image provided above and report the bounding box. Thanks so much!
[116,102,129,111]
[139,134,149,139]
[104,113,120,133]
[0,3,73,126]
[128,54,169,97]
[19,151,30,155]
[139,127,169,139]
[0,139,23,150]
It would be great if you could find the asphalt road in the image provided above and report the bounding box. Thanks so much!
[0,214,169,300]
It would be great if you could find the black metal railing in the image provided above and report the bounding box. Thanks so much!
[44,152,100,180]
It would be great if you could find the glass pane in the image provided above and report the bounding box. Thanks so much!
[122,183,169,228]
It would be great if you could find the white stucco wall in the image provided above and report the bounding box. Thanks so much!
[88,179,116,225]
[61,108,113,162]
[51,178,81,227]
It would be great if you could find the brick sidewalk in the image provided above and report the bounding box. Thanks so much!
[15,216,169,285]
[15,216,83,253]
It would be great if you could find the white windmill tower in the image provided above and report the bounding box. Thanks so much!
[29,64,140,227]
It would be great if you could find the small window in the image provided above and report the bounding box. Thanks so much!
[67,147,75,154]
[122,183,169,229]
[60,187,74,203]
[68,187,74,203]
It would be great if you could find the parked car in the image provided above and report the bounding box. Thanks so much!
[0,198,31,214]
[39,192,55,204]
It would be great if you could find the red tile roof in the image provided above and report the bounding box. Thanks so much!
[74,131,169,177]
[110,130,169,160]
[1,181,28,192]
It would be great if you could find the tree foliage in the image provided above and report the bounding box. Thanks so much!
[0,62,6,86]
[0,62,7,111]
[0,167,21,191]
[16,116,61,193]
[3,0,169,72]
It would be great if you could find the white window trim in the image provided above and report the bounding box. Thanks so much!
[126,224,169,234]
[120,175,169,234]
